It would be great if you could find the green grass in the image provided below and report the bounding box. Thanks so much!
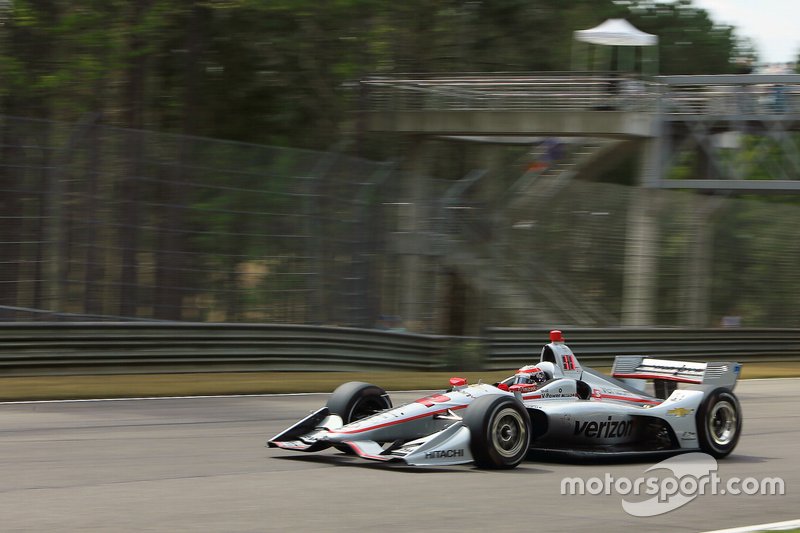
[0,361,797,401]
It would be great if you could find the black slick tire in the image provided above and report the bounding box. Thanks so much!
[463,394,531,469]
[326,381,392,424]
[695,387,742,458]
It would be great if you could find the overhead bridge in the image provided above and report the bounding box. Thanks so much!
[360,73,800,191]
[359,73,800,330]
[361,74,660,138]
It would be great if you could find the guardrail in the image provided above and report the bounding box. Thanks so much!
[0,323,798,377]
[484,328,800,370]
[0,323,453,376]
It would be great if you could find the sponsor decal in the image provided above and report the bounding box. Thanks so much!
[592,387,658,405]
[595,386,634,397]
[574,416,633,438]
[510,384,539,393]
[523,386,574,400]
[539,390,574,399]
[667,407,694,417]
[424,449,465,459]
[680,431,696,440]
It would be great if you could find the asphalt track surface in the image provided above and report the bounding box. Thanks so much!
[0,379,797,532]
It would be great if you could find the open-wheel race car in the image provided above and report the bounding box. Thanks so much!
[267,330,743,469]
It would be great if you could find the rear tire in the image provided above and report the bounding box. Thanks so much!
[696,388,742,458]
[326,381,392,425]
[463,394,531,469]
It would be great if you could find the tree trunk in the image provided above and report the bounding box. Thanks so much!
[0,116,22,318]
[154,3,207,320]
[119,0,151,317]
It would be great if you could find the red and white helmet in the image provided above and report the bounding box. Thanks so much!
[512,365,549,387]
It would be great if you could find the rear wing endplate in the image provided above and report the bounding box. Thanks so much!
[612,356,742,390]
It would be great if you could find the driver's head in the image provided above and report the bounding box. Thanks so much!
[512,366,548,387]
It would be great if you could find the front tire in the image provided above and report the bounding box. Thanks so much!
[463,394,531,469]
[326,381,392,424]
[696,388,742,458]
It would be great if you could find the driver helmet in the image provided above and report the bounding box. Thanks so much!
[512,365,549,387]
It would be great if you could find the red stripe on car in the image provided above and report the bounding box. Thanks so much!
[612,373,702,384]
[334,404,469,434]
[597,393,661,405]
[343,441,392,461]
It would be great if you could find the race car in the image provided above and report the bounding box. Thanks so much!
[267,330,742,469]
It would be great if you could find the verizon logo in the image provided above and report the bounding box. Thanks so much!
[574,417,633,438]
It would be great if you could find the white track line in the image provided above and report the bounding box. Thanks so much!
[0,389,436,405]
[742,377,800,382]
[0,377,797,406]
[0,393,328,405]
[701,518,800,533]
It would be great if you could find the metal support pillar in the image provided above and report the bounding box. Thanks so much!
[621,192,658,325]
[399,137,433,331]
[622,139,661,325]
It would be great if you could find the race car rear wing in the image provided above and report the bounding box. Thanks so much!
[612,356,741,397]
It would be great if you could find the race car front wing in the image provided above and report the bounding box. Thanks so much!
[267,407,475,466]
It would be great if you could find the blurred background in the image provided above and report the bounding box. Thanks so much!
[1,0,798,334]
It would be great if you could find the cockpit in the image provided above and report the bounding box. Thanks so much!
[511,367,549,386]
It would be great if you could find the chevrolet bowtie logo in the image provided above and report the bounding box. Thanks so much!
[667,407,694,417]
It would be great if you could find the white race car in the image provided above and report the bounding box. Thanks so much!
[268,330,742,469]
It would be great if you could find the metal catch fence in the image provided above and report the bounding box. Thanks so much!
[0,115,399,328]
[1,114,799,331]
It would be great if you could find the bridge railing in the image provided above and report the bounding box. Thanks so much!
[361,74,660,112]
[361,74,800,116]
[661,75,800,116]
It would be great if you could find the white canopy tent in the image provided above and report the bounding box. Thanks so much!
[572,19,659,75]
[574,18,657,47]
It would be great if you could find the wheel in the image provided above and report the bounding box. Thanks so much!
[326,381,392,424]
[463,394,531,469]
[695,387,742,458]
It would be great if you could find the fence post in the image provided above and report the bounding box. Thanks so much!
[46,113,102,314]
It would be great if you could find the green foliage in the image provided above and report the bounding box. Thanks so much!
[1,0,777,324]
[445,339,485,371]
[626,0,743,74]
[710,199,800,326]
[1,0,753,139]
